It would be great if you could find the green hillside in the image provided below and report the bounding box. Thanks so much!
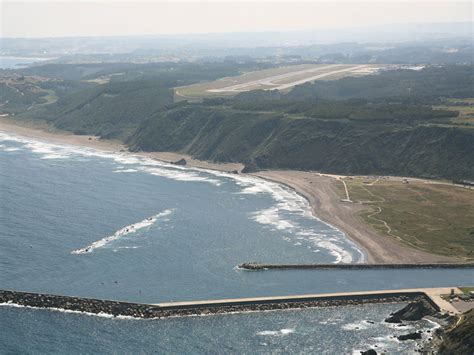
[32,79,174,139]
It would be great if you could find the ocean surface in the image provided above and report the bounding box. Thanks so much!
[1,130,473,353]
[0,57,54,69]
[0,302,439,354]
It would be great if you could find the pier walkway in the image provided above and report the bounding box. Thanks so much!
[154,287,463,315]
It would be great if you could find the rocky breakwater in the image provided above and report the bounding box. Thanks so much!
[0,290,161,318]
[385,299,438,323]
[239,262,474,270]
[0,290,428,319]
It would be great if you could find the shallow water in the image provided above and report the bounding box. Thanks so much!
[0,130,472,353]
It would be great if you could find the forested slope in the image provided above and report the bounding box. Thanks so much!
[128,103,474,179]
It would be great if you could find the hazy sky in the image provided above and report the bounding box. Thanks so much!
[1,0,472,38]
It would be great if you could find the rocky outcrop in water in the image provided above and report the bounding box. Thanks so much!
[385,300,436,323]
[360,349,377,355]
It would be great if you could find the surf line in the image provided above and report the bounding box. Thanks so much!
[71,209,174,254]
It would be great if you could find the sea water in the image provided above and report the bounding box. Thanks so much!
[0,131,472,353]
[0,57,53,69]
[0,302,439,354]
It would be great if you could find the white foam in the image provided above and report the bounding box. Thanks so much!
[0,143,21,152]
[140,166,221,186]
[251,207,296,230]
[384,322,414,330]
[0,131,223,186]
[0,301,137,320]
[257,328,295,336]
[3,147,21,152]
[342,321,370,330]
[71,209,174,254]
[212,172,365,263]
[113,168,138,173]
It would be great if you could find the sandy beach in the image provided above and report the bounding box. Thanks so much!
[0,117,454,264]
[253,171,454,264]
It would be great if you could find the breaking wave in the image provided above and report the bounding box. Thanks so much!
[223,174,364,263]
[71,209,174,254]
[0,302,138,320]
[0,132,221,185]
[256,328,295,336]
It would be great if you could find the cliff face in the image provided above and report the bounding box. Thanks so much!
[438,309,474,355]
[129,105,474,180]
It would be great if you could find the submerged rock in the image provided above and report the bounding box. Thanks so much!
[385,300,436,323]
[360,349,377,355]
[172,158,187,166]
[398,332,422,341]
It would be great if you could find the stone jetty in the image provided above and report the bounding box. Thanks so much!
[239,262,474,270]
[0,289,433,319]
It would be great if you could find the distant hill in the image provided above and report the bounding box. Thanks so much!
[287,65,474,101]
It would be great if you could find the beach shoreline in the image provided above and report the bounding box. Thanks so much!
[0,117,455,264]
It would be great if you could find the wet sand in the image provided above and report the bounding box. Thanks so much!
[0,117,455,264]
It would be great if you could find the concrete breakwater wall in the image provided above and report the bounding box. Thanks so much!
[0,290,430,319]
[239,263,474,271]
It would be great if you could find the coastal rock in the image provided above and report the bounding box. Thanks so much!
[438,309,474,354]
[0,290,427,320]
[385,300,436,323]
[360,349,377,355]
[397,332,422,341]
[172,158,187,166]
[241,161,259,173]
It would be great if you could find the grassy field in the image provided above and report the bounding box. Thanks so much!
[175,64,384,100]
[336,177,474,260]
[434,98,474,127]
[459,287,474,295]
